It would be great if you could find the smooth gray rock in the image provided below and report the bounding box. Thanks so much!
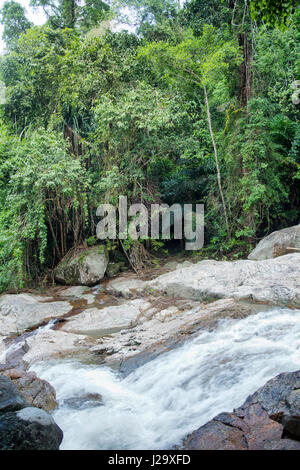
[55,246,109,286]
[248,224,300,260]
[87,298,252,369]
[22,329,92,366]
[0,293,71,336]
[59,286,89,297]
[106,277,147,298]
[147,254,300,307]
[61,299,151,335]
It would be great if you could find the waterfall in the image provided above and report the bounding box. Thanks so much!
[32,307,300,450]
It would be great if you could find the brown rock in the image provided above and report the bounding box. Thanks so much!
[3,369,58,412]
[3,369,26,380]
[183,370,300,450]
[242,404,282,450]
[183,420,248,450]
[264,439,300,450]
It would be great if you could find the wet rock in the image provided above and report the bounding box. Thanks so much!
[0,376,28,412]
[183,419,248,450]
[55,245,109,286]
[248,224,300,261]
[0,337,6,359]
[183,370,300,450]
[147,254,300,308]
[0,293,71,336]
[286,389,300,410]
[0,407,63,450]
[239,370,300,420]
[0,375,62,449]
[3,339,30,367]
[0,364,12,373]
[2,369,58,412]
[62,393,103,410]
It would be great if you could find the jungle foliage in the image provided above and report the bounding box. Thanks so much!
[0,0,299,291]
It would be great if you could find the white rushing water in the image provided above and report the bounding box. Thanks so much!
[0,341,21,363]
[32,307,300,450]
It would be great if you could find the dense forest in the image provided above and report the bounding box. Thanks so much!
[0,0,299,293]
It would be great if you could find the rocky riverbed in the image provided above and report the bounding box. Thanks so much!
[1,244,300,449]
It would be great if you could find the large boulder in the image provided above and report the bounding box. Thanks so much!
[147,254,300,308]
[0,376,63,450]
[248,224,300,261]
[239,370,300,424]
[0,293,71,336]
[55,246,109,286]
[2,369,58,412]
[0,407,63,450]
[183,370,300,450]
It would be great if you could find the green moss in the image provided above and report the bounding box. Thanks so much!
[97,245,105,255]
[78,253,87,266]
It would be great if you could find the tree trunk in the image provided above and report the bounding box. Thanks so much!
[238,32,256,234]
[203,85,230,237]
[238,32,252,109]
[70,0,75,27]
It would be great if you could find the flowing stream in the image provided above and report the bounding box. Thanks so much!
[32,307,300,450]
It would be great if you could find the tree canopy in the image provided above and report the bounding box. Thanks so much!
[0,1,32,46]
[30,0,110,30]
[0,0,299,291]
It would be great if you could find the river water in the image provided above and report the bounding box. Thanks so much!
[32,307,300,450]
